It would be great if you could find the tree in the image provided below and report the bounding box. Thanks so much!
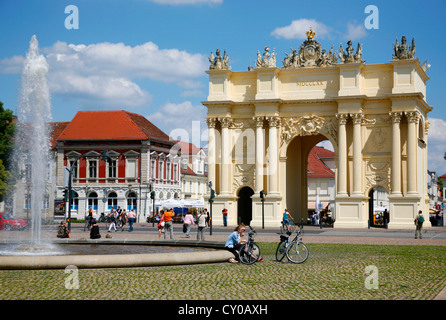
[0,101,15,201]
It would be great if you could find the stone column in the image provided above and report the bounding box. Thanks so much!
[267,116,280,195]
[351,113,364,195]
[205,117,217,188]
[406,111,419,195]
[253,116,264,194]
[220,117,231,195]
[336,114,349,196]
[389,112,403,195]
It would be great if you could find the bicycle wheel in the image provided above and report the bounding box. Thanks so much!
[83,221,89,232]
[286,241,309,264]
[280,223,286,234]
[238,243,260,265]
[275,241,287,262]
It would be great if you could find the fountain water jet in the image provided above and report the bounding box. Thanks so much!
[11,35,52,247]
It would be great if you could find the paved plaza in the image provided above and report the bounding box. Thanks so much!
[0,223,445,302]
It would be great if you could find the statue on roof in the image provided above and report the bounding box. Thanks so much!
[339,40,364,64]
[255,46,277,68]
[282,28,337,68]
[208,48,231,70]
[393,36,416,60]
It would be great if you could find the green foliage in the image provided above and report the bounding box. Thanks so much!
[0,101,15,200]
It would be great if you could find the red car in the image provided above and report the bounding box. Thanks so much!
[0,213,28,231]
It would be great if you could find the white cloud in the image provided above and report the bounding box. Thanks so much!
[345,22,367,40]
[147,101,208,143]
[427,118,446,174]
[0,40,207,108]
[148,0,222,5]
[271,19,330,40]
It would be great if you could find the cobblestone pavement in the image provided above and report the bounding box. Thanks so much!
[1,223,445,301]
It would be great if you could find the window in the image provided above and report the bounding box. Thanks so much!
[182,158,188,170]
[89,160,97,178]
[70,192,79,211]
[126,159,137,178]
[166,161,171,181]
[159,160,164,181]
[108,160,117,178]
[173,164,178,182]
[127,192,137,211]
[151,159,156,180]
[69,160,78,178]
[108,192,118,210]
[88,192,98,211]
[43,194,49,209]
[25,164,32,182]
[24,193,31,210]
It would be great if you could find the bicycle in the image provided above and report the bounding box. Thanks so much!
[83,217,92,231]
[280,219,296,234]
[275,224,309,264]
[238,226,261,265]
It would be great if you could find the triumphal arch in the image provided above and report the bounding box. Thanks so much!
[203,30,432,229]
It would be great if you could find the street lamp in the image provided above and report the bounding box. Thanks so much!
[260,190,265,229]
[208,181,215,235]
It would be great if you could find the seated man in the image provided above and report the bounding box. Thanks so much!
[57,221,70,238]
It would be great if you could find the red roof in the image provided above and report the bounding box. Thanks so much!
[307,146,335,178]
[49,122,69,148]
[174,140,202,155]
[57,110,170,142]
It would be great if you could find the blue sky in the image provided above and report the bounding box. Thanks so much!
[0,0,445,174]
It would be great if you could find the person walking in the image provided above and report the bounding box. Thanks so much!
[163,208,175,239]
[158,210,165,238]
[183,210,195,238]
[196,209,207,241]
[222,208,228,227]
[127,209,136,232]
[414,210,424,239]
[108,207,117,232]
[120,209,127,231]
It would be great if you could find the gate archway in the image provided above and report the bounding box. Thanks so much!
[237,186,254,225]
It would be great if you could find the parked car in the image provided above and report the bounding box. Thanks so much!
[0,213,28,231]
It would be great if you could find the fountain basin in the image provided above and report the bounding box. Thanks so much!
[0,239,233,269]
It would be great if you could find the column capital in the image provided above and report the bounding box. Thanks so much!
[350,113,364,125]
[389,111,403,123]
[219,117,232,128]
[253,116,265,127]
[205,117,218,128]
[336,113,349,125]
[266,116,281,127]
[405,111,420,123]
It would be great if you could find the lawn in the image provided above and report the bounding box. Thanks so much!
[0,243,445,300]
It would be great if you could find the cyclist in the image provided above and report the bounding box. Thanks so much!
[282,209,294,232]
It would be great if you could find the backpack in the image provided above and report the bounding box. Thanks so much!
[418,215,424,224]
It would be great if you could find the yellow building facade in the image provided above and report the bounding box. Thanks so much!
[203,32,432,229]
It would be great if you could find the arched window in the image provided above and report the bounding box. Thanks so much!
[127,191,137,211]
[70,191,79,211]
[108,192,118,210]
[87,191,98,212]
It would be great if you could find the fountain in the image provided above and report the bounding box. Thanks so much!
[0,36,233,268]
[1,35,55,255]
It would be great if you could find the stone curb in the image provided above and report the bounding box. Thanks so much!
[0,239,233,270]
